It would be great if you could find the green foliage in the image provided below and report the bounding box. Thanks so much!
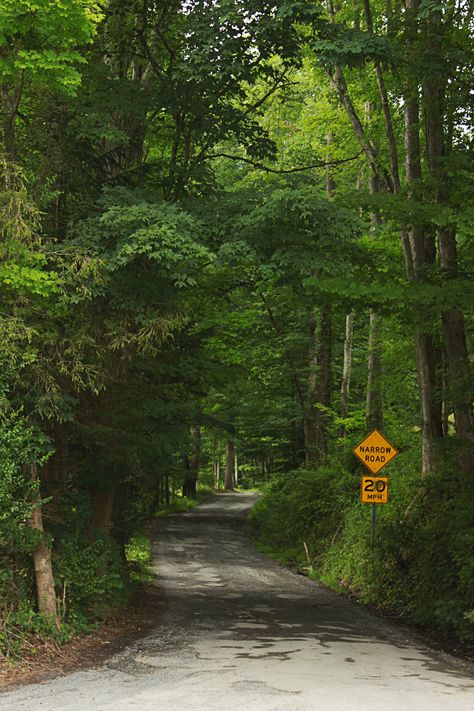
[53,535,127,615]
[154,488,212,519]
[250,457,474,642]
[0,0,472,659]
[0,406,48,556]
[125,534,153,584]
[248,465,355,565]
[0,604,92,660]
[49,492,129,616]
[0,0,102,92]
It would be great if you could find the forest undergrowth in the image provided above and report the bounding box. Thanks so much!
[248,452,474,649]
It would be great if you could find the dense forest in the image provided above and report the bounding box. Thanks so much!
[0,0,473,659]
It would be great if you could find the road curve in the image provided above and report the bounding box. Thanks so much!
[2,492,474,711]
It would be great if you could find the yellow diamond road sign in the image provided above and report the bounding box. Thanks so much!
[353,429,398,475]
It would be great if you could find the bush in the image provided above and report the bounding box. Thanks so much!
[248,464,355,566]
[249,457,474,643]
[51,492,129,617]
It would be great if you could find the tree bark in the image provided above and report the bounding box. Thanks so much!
[225,439,235,490]
[314,305,333,455]
[339,311,354,436]
[28,464,59,625]
[421,8,474,468]
[366,310,384,431]
[403,0,443,474]
[234,452,239,488]
[90,487,115,533]
[165,471,170,506]
[304,312,319,468]
[213,457,220,489]
[363,0,401,192]
[186,426,201,498]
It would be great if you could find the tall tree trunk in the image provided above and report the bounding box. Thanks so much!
[213,457,220,489]
[234,453,239,488]
[403,0,443,474]
[165,471,170,506]
[225,439,235,490]
[28,464,59,625]
[421,9,474,469]
[366,310,384,431]
[339,311,354,436]
[314,305,333,454]
[326,0,444,475]
[91,487,115,533]
[187,426,201,498]
[304,312,319,467]
[304,306,333,465]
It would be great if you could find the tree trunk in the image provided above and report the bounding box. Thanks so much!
[314,304,332,454]
[441,306,474,471]
[403,0,443,474]
[304,312,319,467]
[90,487,115,533]
[225,439,235,490]
[304,306,332,465]
[165,471,170,506]
[28,464,59,624]
[234,453,238,488]
[304,418,318,468]
[339,311,354,436]
[366,310,384,431]
[213,458,220,489]
[421,7,474,468]
[186,426,201,498]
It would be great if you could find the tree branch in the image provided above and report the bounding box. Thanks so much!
[204,150,364,174]
[243,69,289,117]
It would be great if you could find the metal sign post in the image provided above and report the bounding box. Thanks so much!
[371,504,377,550]
[353,430,398,550]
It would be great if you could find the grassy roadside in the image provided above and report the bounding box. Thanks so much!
[247,464,474,651]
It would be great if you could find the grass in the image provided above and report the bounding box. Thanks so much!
[125,534,153,584]
[154,486,213,518]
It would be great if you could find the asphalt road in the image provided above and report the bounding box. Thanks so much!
[2,492,474,711]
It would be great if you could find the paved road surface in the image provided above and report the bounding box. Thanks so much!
[2,493,474,710]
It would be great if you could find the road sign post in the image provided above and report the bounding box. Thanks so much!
[371,503,377,550]
[353,430,397,549]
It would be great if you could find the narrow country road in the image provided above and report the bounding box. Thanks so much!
[2,493,474,711]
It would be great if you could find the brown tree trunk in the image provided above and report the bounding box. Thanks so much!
[421,8,474,468]
[314,305,332,455]
[403,0,443,474]
[304,417,318,468]
[441,306,474,468]
[225,439,235,490]
[185,426,201,498]
[304,306,332,465]
[366,310,384,431]
[165,471,170,506]
[28,464,59,625]
[90,487,115,533]
[339,311,354,436]
[304,312,319,467]
[326,0,445,476]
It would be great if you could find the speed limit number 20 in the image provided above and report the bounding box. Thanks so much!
[361,475,389,504]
